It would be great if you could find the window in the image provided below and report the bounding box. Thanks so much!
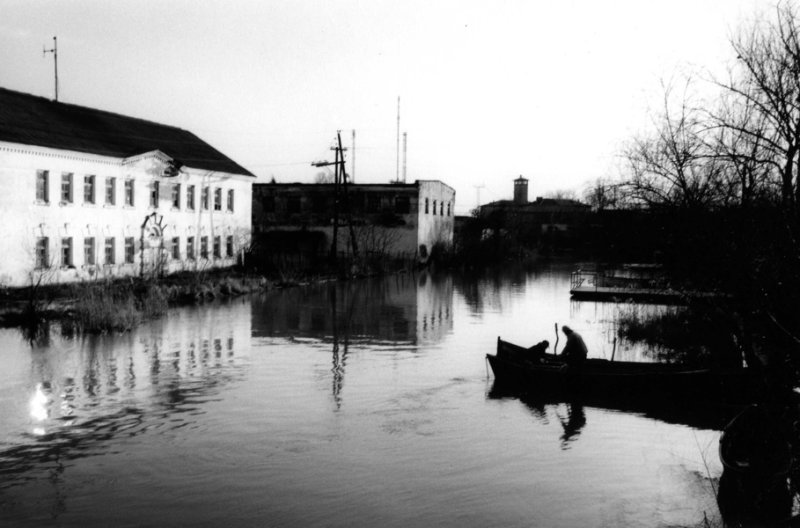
[227,189,234,212]
[84,175,95,204]
[171,237,180,260]
[61,173,73,203]
[124,237,135,264]
[432,200,437,216]
[187,185,195,210]
[440,202,444,215]
[311,195,326,213]
[35,237,49,269]
[447,202,451,216]
[394,196,410,214]
[104,237,115,265]
[36,170,49,203]
[424,198,429,214]
[61,237,73,267]
[226,235,234,258]
[150,181,159,208]
[105,177,116,205]
[201,187,209,210]
[187,236,195,260]
[125,179,135,206]
[200,236,208,259]
[213,236,221,259]
[214,188,222,211]
[84,237,95,266]
[287,196,301,214]
[171,184,181,209]
[366,195,380,213]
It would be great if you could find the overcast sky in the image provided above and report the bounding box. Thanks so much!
[0,0,768,213]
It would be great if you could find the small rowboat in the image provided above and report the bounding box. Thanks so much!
[487,337,718,400]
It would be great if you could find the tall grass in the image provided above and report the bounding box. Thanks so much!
[71,281,168,333]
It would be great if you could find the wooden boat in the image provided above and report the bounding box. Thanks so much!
[488,337,732,400]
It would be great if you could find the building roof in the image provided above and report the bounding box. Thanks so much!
[0,87,254,177]
[481,197,590,211]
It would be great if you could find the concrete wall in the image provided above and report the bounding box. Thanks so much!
[0,141,252,287]
[416,180,455,258]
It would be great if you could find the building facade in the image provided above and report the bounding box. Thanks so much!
[252,180,455,263]
[0,88,254,287]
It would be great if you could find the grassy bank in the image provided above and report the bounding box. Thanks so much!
[0,270,271,334]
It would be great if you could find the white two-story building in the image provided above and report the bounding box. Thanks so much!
[0,87,254,287]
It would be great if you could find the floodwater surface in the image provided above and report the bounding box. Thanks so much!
[0,263,724,527]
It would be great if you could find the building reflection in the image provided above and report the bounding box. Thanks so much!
[251,271,454,346]
[1,301,251,504]
[251,272,453,409]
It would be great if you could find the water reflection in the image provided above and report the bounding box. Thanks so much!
[0,301,250,496]
[487,382,740,444]
[251,271,453,346]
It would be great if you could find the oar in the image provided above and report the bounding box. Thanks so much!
[553,323,559,355]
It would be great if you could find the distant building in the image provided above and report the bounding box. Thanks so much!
[0,87,254,286]
[479,177,591,244]
[252,180,455,264]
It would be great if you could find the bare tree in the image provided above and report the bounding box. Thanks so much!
[582,178,624,210]
[717,1,800,209]
[622,80,725,209]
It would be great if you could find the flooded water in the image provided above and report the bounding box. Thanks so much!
[0,263,726,527]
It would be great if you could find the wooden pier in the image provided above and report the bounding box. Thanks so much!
[569,269,708,303]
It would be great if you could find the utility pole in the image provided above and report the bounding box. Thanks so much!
[43,36,58,101]
[312,132,358,263]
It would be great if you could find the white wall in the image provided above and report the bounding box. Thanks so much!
[416,180,455,256]
[0,141,252,287]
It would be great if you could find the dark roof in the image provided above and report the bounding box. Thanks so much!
[0,87,254,176]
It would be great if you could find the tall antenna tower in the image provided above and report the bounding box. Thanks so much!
[43,36,58,101]
[395,96,400,182]
[351,129,356,183]
[402,132,407,183]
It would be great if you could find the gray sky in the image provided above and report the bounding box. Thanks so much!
[0,0,766,213]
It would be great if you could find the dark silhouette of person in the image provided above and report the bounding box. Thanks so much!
[559,326,588,370]
[526,340,550,363]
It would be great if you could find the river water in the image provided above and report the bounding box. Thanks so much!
[0,263,726,527]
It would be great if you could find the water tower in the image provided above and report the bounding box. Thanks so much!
[513,176,529,205]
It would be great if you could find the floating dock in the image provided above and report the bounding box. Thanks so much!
[569,268,714,303]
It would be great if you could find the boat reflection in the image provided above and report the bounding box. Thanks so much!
[487,381,742,440]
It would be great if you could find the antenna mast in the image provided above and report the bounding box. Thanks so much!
[43,36,58,101]
[402,132,407,183]
[395,96,400,183]
[351,129,356,183]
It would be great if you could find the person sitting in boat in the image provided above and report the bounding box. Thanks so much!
[526,340,550,363]
[558,326,588,369]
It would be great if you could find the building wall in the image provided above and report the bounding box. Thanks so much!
[0,141,252,287]
[416,180,455,258]
[252,181,455,261]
